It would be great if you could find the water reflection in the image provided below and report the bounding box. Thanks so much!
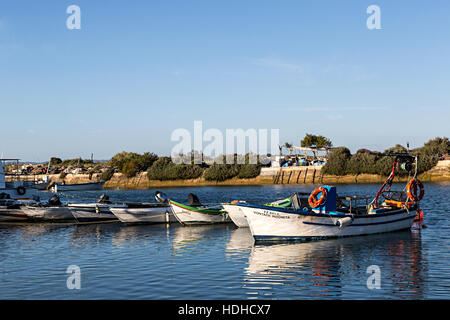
[171,224,235,255]
[111,224,171,247]
[244,229,426,299]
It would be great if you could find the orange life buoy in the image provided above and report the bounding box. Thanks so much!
[308,187,328,208]
[406,179,424,202]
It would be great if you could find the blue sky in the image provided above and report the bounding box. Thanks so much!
[1,0,449,161]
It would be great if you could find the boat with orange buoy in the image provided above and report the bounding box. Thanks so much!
[237,153,425,242]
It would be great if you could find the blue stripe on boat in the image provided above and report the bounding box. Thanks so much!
[302,215,415,227]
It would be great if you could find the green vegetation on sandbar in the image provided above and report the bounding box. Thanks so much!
[323,137,449,176]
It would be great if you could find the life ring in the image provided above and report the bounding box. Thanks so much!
[406,179,424,202]
[17,186,26,196]
[308,187,328,208]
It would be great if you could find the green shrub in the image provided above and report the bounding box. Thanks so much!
[122,160,139,178]
[322,147,351,175]
[204,164,240,181]
[100,168,115,181]
[147,157,203,181]
[237,164,261,179]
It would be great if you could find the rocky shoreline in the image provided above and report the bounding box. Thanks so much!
[20,160,450,190]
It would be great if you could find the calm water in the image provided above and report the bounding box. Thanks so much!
[0,183,449,299]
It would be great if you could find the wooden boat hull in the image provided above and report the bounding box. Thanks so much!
[238,204,416,242]
[170,201,231,225]
[222,204,249,227]
[110,206,175,224]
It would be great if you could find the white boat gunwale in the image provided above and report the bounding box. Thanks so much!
[236,202,417,219]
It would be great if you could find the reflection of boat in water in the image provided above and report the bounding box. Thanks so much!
[111,224,171,246]
[225,227,253,259]
[245,229,425,298]
[171,224,235,254]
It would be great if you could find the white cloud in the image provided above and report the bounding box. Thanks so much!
[253,58,305,73]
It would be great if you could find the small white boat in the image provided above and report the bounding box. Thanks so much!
[67,194,123,223]
[169,193,231,225]
[21,206,75,221]
[109,191,176,224]
[68,203,124,223]
[21,195,75,222]
[222,202,249,227]
[51,181,105,192]
[110,205,174,224]
[222,197,295,228]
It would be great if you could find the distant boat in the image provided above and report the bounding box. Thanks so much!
[51,181,105,192]
[21,195,75,222]
[68,194,124,223]
[1,158,39,200]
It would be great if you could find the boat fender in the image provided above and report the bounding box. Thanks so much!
[335,217,353,228]
[17,186,26,196]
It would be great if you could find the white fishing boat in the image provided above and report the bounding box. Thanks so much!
[222,202,249,227]
[222,197,296,228]
[1,159,39,200]
[21,195,75,222]
[238,154,424,242]
[109,191,176,224]
[169,193,231,225]
[50,181,105,192]
[67,194,123,223]
[110,205,174,224]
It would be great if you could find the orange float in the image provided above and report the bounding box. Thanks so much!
[308,187,328,208]
[406,179,424,202]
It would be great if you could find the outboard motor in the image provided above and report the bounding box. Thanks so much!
[188,193,202,207]
[48,195,62,206]
[97,194,111,204]
[0,192,11,200]
[155,191,168,204]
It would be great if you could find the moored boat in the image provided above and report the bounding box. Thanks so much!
[50,181,105,192]
[1,159,39,200]
[238,154,424,242]
[0,200,30,222]
[222,202,248,227]
[109,191,175,224]
[222,196,306,228]
[67,194,124,223]
[169,193,231,225]
[21,195,76,222]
